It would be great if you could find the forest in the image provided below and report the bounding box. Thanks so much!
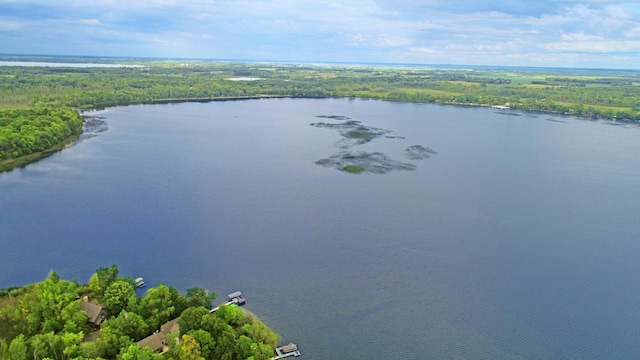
[1,58,640,172]
[0,107,83,171]
[0,265,279,360]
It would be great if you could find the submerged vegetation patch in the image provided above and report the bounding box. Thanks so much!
[316,151,416,174]
[78,116,109,142]
[311,115,435,174]
[315,115,351,121]
[405,145,437,160]
[310,118,392,146]
[495,111,523,116]
[546,117,569,123]
[343,165,366,174]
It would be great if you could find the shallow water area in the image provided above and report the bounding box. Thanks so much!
[2,98,640,360]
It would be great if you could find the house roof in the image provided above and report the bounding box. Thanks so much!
[138,317,181,353]
[138,333,164,353]
[281,343,299,353]
[160,318,180,336]
[80,299,106,326]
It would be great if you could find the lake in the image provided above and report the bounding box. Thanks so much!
[0,61,140,67]
[1,98,640,359]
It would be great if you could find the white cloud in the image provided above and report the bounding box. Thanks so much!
[560,32,603,41]
[153,38,177,47]
[624,25,640,37]
[0,19,27,30]
[76,18,102,25]
[1,0,640,67]
[546,39,640,52]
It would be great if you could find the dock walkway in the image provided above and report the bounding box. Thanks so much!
[210,291,246,313]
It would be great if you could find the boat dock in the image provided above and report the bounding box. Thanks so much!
[210,291,246,313]
[271,343,301,359]
[209,291,302,358]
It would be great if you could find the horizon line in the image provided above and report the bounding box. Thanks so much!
[1,53,639,72]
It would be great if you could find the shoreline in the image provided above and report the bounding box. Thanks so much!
[1,96,635,174]
[146,95,640,124]
[0,133,81,174]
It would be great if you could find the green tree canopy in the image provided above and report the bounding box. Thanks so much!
[118,344,162,360]
[0,267,280,360]
[101,311,149,341]
[137,284,180,331]
[178,307,210,336]
[87,265,119,297]
[104,280,137,315]
[185,288,216,310]
[7,334,27,360]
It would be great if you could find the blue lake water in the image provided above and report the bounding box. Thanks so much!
[2,98,640,359]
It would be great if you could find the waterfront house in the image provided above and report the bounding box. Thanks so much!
[80,296,108,326]
[137,318,180,353]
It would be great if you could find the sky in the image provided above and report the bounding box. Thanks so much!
[1,0,639,69]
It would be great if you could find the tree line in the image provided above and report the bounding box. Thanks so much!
[1,61,639,172]
[0,107,83,165]
[1,62,638,119]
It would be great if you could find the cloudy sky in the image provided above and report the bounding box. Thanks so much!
[1,0,639,68]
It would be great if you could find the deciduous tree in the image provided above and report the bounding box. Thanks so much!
[104,280,137,315]
[185,288,216,309]
[7,334,27,360]
[87,265,119,297]
[178,307,209,335]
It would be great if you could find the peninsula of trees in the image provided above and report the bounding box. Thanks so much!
[0,107,83,172]
[0,266,279,360]
[1,56,640,172]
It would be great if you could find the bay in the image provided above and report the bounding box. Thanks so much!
[1,98,640,359]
